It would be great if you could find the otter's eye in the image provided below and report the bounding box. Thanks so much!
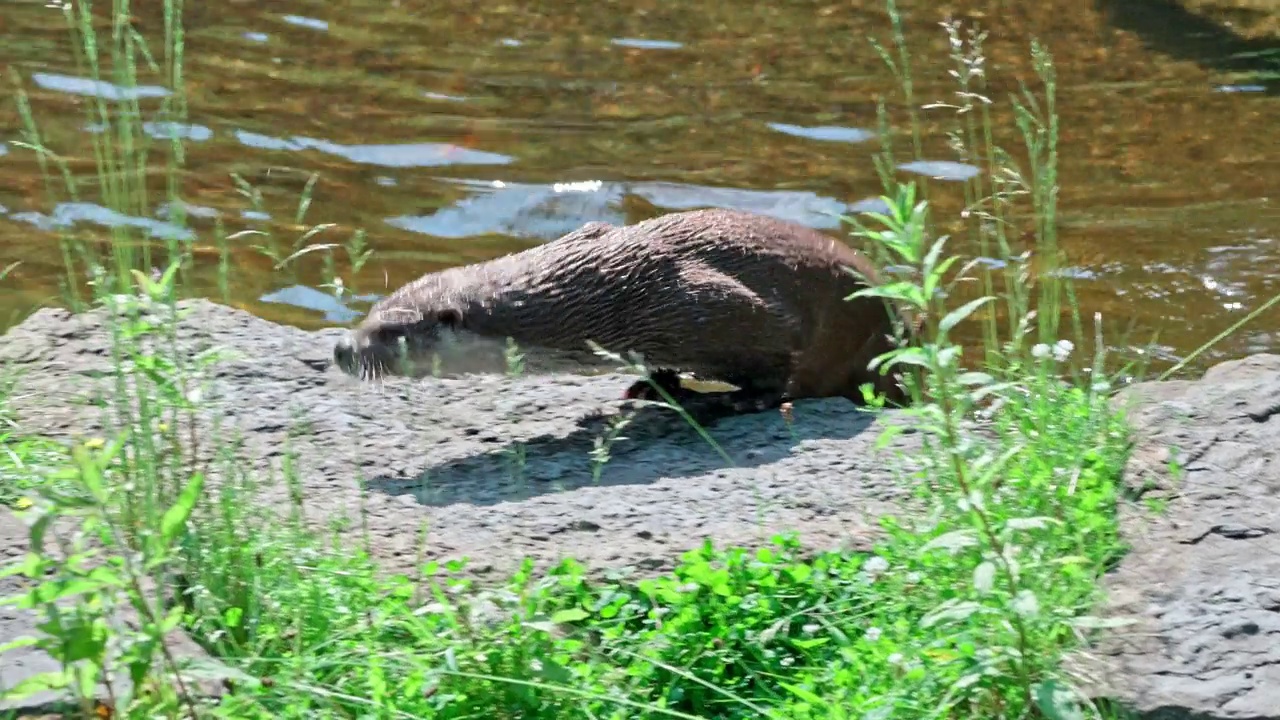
[436,308,462,329]
[375,325,408,344]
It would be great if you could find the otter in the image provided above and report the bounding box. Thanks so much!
[332,208,917,416]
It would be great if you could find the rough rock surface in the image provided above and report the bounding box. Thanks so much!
[2,300,1278,720]
[0,299,924,582]
[1082,353,1280,720]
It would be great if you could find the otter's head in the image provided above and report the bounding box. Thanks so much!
[333,301,514,382]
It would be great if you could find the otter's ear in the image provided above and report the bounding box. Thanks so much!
[436,308,462,329]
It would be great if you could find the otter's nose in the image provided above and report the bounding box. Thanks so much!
[333,333,359,375]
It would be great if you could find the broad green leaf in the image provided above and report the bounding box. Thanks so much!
[71,444,105,503]
[970,381,1016,402]
[874,424,908,450]
[1005,517,1060,531]
[973,444,1024,490]
[86,565,125,589]
[443,646,458,672]
[157,258,183,292]
[160,473,205,545]
[0,635,39,654]
[940,296,996,335]
[780,681,825,706]
[849,282,925,307]
[919,530,979,555]
[46,616,108,665]
[550,608,589,623]
[160,604,185,634]
[129,268,158,297]
[920,599,984,628]
[3,550,44,579]
[872,347,932,370]
[128,640,158,691]
[521,621,558,634]
[932,254,963,285]
[954,672,983,690]
[787,563,813,582]
[33,577,112,605]
[0,670,70,702]
[937,346,962,367]
[534,656,574,684]
[956,371,995,387]
[75,659,101,703]
[791,637,830,650]
[922,234,951,276]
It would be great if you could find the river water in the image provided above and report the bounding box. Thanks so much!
[0,0,1277,375]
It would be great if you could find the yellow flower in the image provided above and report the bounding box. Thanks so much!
[84,438,105,450]
[14,497,33,510]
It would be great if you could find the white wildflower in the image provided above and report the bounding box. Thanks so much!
[1031,343,1050,360]
[862,555,890,580]
[865,626,882,642]
[1053,339,1074,362]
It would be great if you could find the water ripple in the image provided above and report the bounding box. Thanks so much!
[386,178,852,240]
[234,131,513,168]
[31,72,170,101]
[768,122,876,144]
[9,201,193,241]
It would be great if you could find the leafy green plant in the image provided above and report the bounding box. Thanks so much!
[1,435,208,718]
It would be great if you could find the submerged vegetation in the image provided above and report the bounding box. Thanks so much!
[11,0,1257,717]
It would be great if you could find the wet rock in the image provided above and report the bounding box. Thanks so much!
[1080,353,1280,720]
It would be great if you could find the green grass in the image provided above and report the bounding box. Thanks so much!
[0,374,73,510]
[2,0,1241,718]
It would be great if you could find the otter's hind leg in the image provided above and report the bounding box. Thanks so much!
[626,364,793,421]
[623,368,688,402]
[660,357,794,421]
[628,268,797,418]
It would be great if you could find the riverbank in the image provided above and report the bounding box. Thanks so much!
[1,299,1275,718]
[4,0,1276,716]
[0,296,1121,719]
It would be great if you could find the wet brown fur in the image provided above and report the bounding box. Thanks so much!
[333,208,918,415]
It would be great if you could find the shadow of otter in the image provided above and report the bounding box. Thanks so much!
[366,398,887,508]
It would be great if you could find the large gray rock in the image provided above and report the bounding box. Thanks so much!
[0,299,922,581]
[1084,354,1280,719]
